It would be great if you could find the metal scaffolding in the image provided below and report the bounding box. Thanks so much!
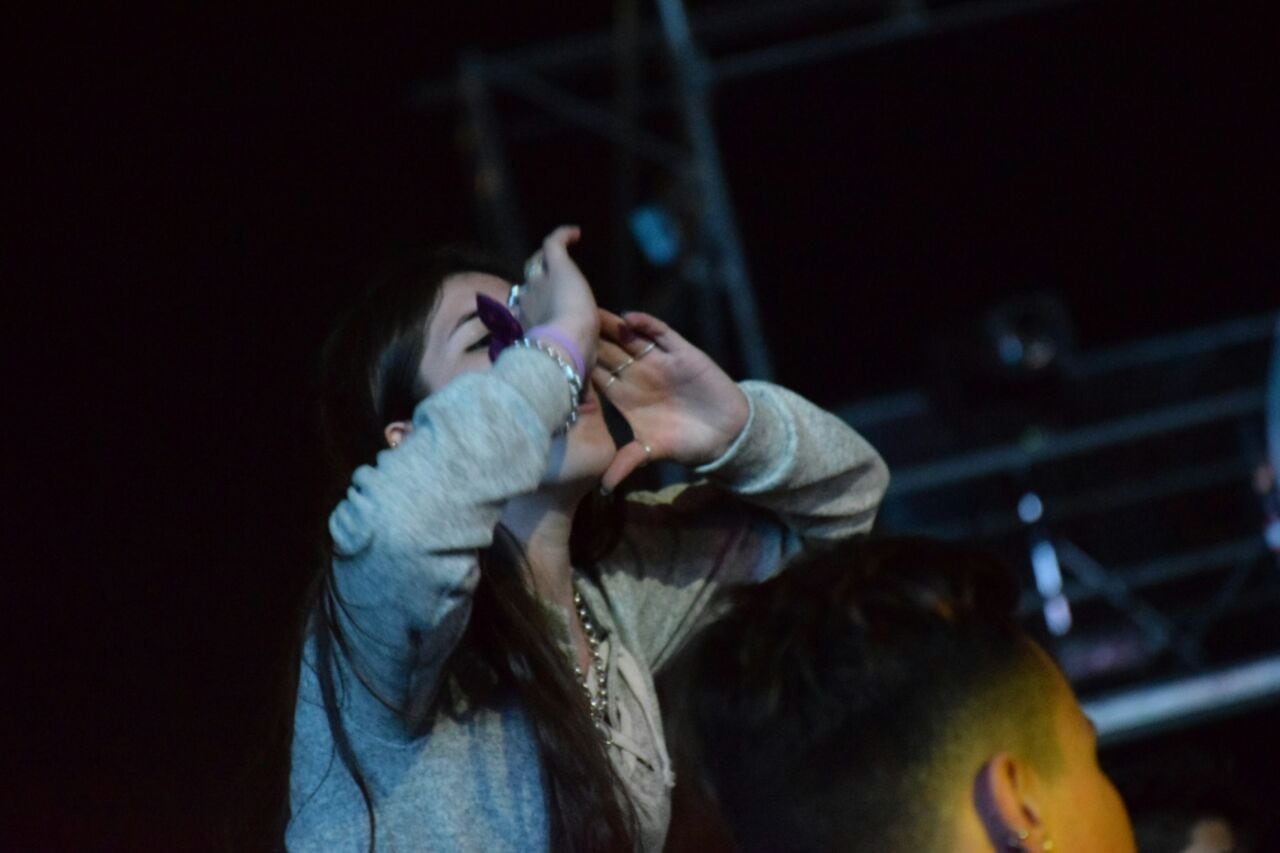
[414,0,1094,380]
[858,311,1280,740]
[412,0,1278,740]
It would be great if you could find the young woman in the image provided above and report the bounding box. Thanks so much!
[286,226,889,851]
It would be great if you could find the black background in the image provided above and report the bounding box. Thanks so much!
[12,1,1278,847]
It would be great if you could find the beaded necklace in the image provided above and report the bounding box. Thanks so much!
[571,587,612,747]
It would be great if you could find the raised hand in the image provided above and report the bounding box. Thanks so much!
[593,309,749,493]
[511,226,600,374]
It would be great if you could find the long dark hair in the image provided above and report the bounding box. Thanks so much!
[303,246,634,851]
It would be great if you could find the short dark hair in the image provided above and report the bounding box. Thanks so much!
[662,536,1062,853]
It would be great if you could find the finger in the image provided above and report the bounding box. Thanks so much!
[591,368,622,402]
[594,338,632,373]
[541,225,582,268]
[600,440,654,495]
[597,308,639,346]
[590,353,626,401]
[590,368,615,398]
[590,341,642,402]
[599,308,662,357]
[618,311,678,352]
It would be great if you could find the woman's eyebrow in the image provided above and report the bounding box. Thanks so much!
[449,310,480,339]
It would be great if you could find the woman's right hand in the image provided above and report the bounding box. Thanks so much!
[515,226,600,373]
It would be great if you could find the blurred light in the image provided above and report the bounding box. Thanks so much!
[1031,537,1072,636]
[1056,628,1151,681]
[628,205,681,267]
[1265,515,1280,551]
[997,333,1024,366]
[1030,539,1062,595]
[1017,491,1044,524]
[1043,597,1072,637]
[983,293,1074,376]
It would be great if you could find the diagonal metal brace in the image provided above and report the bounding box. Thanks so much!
[481,58,689,170]
[1055,538,1201,668]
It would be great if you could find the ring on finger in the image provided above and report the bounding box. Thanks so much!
[609,356,636,377]
[641,443,653,466]
[603,374,619,389]
[634,341,657,360]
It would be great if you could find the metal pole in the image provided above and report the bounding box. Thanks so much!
[654,0,774,379]
[713,0,1090,83]
[458,53,526,267]
[611,0,642,312]
[482,59,686,169]
[1084,653,1280,745]
[1267,315,1280,475]
[412,0,1095,109]
[888,387,1266,496]
[1054,539,1199,666]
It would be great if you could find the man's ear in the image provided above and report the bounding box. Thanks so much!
[384,420,412,449]
[972,753,1047,851]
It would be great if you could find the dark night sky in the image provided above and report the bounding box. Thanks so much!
[13,1,1278,847]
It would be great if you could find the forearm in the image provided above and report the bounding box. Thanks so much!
[695,381,889,540]
[325,346,573,716]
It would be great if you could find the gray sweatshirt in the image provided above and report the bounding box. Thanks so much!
[287,347,889,851]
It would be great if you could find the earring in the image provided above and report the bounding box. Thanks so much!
[1006,830,1029,851]
[390,441,399,449]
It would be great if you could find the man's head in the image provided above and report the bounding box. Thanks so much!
[663,537,1134,852]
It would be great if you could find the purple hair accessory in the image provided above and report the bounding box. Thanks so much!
[475,293,525,363]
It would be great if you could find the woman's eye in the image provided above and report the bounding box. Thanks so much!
[466,334,492,353]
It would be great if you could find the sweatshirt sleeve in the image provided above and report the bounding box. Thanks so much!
[598,380,889,673]
[319,347,572,737]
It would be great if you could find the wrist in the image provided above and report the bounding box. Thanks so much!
[708,389,751,461]
[511,336,584,435]
[525,324,587,377]
[695,387,754,475]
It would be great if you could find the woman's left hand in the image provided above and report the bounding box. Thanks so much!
[593,309,750,493]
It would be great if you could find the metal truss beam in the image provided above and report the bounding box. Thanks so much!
[412,0,1095,108]
[919,457,1255,541]
[1073,313,1277,378]
[1053,538,1198,666]
[458,54,526,266]
[889,387,1264,497]
[714,0,1091,82]
[838,312,1276,430]
[1016,536,1271,617]
[418,0,1101,380]
[1085,653,1280,746]
[480,58,689,169]
[655,0,773,378]
[1268,316,1280,472]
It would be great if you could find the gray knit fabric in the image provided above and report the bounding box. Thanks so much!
[287,346,888,851]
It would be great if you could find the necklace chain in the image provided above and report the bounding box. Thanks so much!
[571,587,612,747]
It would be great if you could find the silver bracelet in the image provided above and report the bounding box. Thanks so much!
[512,337,583,433]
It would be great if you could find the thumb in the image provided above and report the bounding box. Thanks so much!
[541,225,581,268]
[599,440,653,495]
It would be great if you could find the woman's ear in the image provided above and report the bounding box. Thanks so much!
[972,753,1048,851]
[384,420,412,449]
